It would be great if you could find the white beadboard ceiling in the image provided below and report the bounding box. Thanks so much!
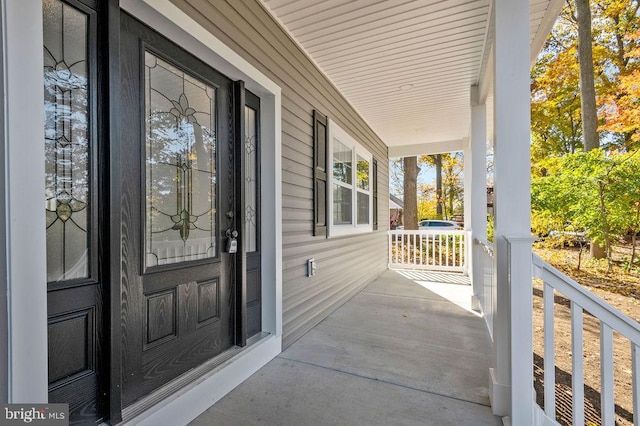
[261,0,563,152]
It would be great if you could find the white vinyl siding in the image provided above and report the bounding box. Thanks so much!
[172,0,389,348]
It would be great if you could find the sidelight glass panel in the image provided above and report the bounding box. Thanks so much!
[145,51,217,267]
[43,0,90,282]
[244,105,258,253]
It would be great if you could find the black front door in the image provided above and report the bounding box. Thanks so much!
[119,14,237,406]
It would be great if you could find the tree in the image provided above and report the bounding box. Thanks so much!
[418,183,437,220]
[602,29,640,147]
[575,0,600,151]
[441,153,464,218]
[403,156,418,229]
[532,150,640,272]
[388,158,404,196]
[434,154,443,219]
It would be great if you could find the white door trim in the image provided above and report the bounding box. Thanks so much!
[2,0,49,403]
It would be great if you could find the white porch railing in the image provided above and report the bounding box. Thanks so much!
[474,238,494,340]
[532,254,640,426]
[388,229,466,272]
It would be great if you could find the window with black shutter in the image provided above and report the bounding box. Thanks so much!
[373,159,378,230]
[313,110,328,237]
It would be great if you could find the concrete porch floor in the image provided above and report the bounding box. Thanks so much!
[189,270,502,426]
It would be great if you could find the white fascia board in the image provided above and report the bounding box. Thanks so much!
[388,140,464,158]
[530,0,564,65]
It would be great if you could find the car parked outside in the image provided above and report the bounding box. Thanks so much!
[418,220,464,231]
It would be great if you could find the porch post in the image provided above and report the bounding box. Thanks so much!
[465,85,487,311]
[491,0,532,423]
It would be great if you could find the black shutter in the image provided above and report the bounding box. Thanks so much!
[373,158,378,230]
[313,110,328,237]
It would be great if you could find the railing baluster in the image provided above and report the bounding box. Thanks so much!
[572,302,584,426]
[632,342,639,426]
[389,232,393,265]
[431,234,435,266]
[411,234,415,265]
[543,282,556,419]
[451,234,455,266]
[446,234,450,266]
[601,322,615,426]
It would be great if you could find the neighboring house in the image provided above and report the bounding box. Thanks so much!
[0,1,572,425]
[390,194,403,229]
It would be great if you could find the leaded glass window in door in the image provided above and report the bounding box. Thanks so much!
[43,0,91,282]
[244,105,258,253]
[145,52,217,267]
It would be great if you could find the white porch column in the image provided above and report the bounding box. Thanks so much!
[490,0,533,423]
[465,86,487,311]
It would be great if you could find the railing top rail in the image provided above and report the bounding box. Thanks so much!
[533,254,640,345]
[473,237,493,255]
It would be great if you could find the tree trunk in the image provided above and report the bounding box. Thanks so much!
[590,240,606,259]
[576,0,605,258]
[435,154,443,219]
[403,156,418,230]
[576,0,599,152]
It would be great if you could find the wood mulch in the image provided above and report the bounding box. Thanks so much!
[534,243,640,426]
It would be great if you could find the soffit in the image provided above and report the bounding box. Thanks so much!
[261,0,562,149]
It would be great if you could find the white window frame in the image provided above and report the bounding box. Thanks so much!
[328,120,373,236]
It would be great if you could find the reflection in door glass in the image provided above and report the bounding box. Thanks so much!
[43,0,90,282]
[145,52,217,267]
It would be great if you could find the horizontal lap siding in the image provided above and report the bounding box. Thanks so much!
[174,0,390,348]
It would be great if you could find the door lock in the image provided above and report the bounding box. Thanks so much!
[225,229,239,253]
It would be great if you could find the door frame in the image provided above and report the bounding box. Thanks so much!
[3,0,282,423]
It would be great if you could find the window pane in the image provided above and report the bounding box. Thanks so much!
[43,0,90,282]
[333,184,352,225]
[356,155,369,190]
[145,52,217,267]
[244,105,257,253]
[332,139,352,184]
[357,192,370,225]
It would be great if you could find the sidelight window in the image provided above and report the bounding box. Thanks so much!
[43,0,94,282]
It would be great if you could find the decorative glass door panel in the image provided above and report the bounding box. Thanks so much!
[144,52,217,268]
[44,0,90,282]
[244,105,257,253]
[244,92,261,337]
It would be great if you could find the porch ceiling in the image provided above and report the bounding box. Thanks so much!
[260,0,563,152]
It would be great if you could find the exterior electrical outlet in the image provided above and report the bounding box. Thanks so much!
[307,259,316,277]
